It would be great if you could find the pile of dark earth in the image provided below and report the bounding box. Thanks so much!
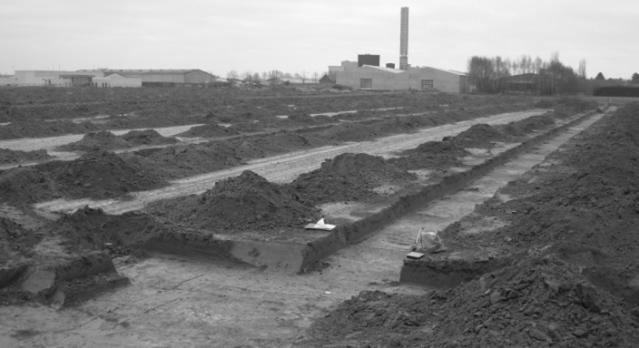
[147,170,320,232]
[301,104,639,347]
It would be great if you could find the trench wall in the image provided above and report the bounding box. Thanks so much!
[299,110,598,273]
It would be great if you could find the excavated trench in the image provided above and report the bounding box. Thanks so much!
[0,105,606,347]
[32,109,549,215]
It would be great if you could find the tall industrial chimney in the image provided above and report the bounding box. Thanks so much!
[399,7,409,70]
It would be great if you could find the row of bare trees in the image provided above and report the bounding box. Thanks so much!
[468,53,587,94]
[226,70,320,84]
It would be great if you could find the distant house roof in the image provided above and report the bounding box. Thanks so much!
[59,74,94,78]
[363,65,404,74]
[446,69,468,76]
[104,69,211,76]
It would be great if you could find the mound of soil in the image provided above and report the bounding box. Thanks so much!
[0,217,39,265]
[49,207,170,255]
[0,148,50,165]
[452,123,505,147]
[149,170,319,231]
[177,123,239,138]
[391,140,469,170]
[291,153,415,203]
[0,167,58,204]
[232,130,318,157]
[41,151,168,199]
[60,131,132,151]
[120,129,177,146]
[498,114,555,137]
[307,257,639,347]
[304,105,639,346]
[0,151,168,203]
[0,119,97,140]
[139,142,242,178]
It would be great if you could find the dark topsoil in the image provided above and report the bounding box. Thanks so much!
[389,113,557,171]
[303,104,639,347]
[60,129,176,151]
[0,148,50,165]
[50,206,173,255]
[0,150,167,204]
[290,153,416,204]
[0,207,172,305]
[148,170,321,232]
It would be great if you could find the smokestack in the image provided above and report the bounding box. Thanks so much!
[399,7,409,70]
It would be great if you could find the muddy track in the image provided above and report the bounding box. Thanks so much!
[33,109,548,215]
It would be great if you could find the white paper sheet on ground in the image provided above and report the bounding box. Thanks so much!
[305,218,336,231]
[406,251,425,259]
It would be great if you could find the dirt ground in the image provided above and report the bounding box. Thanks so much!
[32,108,553,215]
[0,88,607,347]
[0,110,602,348]
[303,105,639,347]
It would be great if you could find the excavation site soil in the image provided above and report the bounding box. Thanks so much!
[0,86,633,347]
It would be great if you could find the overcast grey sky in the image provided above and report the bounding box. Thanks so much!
[1,0,637,79]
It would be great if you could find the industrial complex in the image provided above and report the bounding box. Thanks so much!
[2,69,217,88]
[328,7,470,93]
[1,7,469,93]
[2,3,639,347]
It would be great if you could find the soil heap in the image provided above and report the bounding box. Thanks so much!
[149,170,320,231]
[0,151,167,203]
[451,123,505,147]
[306,257,639,347]
[0,217,38,265]
[391,139,469,170]
[138,142,242,178]
[498,114,555,137]
[177,123,239,138]
[291,153,416,203]
[49,207,171,255]
[303,104,639,346]
[120,129,177,146]
[0,148,50,165]
[39,150,167,199]
[60,131,132,151]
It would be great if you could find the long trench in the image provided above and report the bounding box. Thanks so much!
[0,110,606,348]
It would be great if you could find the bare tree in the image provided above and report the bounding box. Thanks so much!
[226,70,239,80]
[578,59,587,79]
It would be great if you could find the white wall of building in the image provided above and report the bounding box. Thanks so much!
[93,74,142,88]
[334,62,466,93]
[14,70,69,86]
[0,76,17,86]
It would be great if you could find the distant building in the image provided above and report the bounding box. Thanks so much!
[103,69,216,86]
[319,74,335,84]
[15,70,67,86]
[14,70,104,86]
[59,74,94,87]
[334,61,469,93]
[93,73,142,88]
[0,75,17,86]
[358,54,380,67]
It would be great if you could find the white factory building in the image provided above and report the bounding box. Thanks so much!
[328,7,470,94]
[331,61,469,93]
[4,69,216,88]
[93,73,142,88]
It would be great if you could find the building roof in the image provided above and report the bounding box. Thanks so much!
[446,69,468,76]
[59,74,94,78]
[104,69,211,76]
[363,65,404,74]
